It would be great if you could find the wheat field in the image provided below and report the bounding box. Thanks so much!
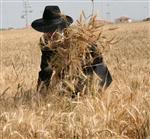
[0,21,150,139]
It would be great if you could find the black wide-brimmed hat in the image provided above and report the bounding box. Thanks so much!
[31,6,73,33]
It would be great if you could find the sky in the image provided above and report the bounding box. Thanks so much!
[0,0,150,29]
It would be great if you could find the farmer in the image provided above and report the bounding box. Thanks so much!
[31,6,112,96]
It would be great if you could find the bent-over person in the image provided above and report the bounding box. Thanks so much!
[31,6,112,97]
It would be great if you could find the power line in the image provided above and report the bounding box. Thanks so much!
[21,0,33,27]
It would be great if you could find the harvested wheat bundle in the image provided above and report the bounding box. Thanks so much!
[47,14,117,95]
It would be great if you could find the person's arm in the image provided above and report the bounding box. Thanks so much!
[89,43,112,88]
[37,35,54,90]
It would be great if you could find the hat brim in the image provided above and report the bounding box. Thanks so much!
[31,16,73,33]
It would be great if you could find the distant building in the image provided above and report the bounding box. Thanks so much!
[115,16,132,23]
[95,19,113,25]
[143,17,150,21]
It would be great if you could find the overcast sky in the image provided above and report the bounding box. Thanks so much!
[0,0,150,28]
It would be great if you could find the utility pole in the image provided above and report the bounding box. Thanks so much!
[21,0,32,27]
[106,1,111,21]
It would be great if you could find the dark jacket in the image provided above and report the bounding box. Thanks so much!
[37,35,112,92]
